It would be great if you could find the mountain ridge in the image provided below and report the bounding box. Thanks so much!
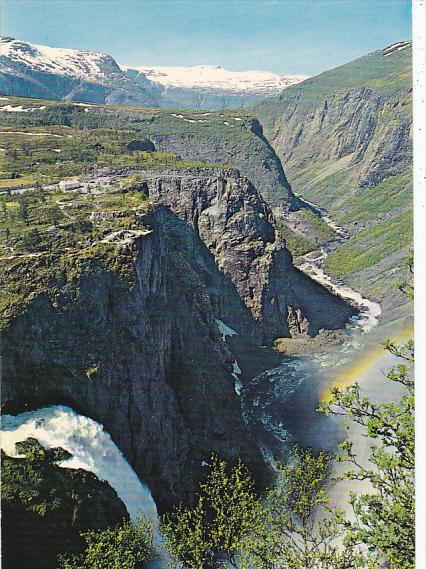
[0,36,306,110]
[253,40,413,314]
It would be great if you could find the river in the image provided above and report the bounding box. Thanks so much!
[242,196,412,511]
[0,196,412,524]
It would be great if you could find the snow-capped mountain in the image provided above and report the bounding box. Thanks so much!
[0,36,307,110]
[0,36,122,80]
[123,64,307,95]
[0,36,157,106]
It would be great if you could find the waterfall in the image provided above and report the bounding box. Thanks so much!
[0,405,158,523]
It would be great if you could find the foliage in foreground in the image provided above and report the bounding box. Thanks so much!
[56,335,414,569]
[160,450,373,569]
[251,447,370,569]
[161,456,264,569]
[162,335,414,569]
[320,339,415,569]
[58,519,155,569]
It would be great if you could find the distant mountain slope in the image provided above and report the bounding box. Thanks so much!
[124,64,307,109]
[0,36,158,106]
[0,37,306,110]
[254,42,413,316]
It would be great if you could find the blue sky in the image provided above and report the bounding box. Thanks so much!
[0,0,411,75]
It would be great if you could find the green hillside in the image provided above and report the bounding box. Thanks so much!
[259,41,411,110]
[254,42,413,316]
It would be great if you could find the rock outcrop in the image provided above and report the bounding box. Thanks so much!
[143,169,357,340]
[1,168,357,511]
[1,206,269,511]
[1,439,129,569]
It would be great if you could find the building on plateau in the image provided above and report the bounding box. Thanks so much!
[59,178,81,191]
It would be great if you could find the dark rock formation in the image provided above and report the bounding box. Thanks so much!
[1,206,269,512]
[143,170,357,339]
[127,138,156,152]
[1,166,357,511]
[1,439,128,569]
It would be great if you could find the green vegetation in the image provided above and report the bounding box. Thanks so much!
[1,439,128,569]
[301,209,337,241]
[0,186,151,323]
[0,125,226,190]
[277,209,337,258]
[159,449,373,569]
[59,520,155,569]
[258,42,411,111]
[320,338,415,569]
[294,169,350,211]
[337,173,413,224]
[277,223,316,257]
[162,456,264,569]
[324,209,413,277]
[296,172,413,227]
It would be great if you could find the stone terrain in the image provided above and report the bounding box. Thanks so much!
[254,42,413,314]
[1,167,356,512]
[143,168,356,339]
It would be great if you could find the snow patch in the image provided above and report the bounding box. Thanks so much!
[0,130,63,137]
[382,41,411,56]
[232,360,243,396]
[215,319,238,341]
[0,104,46,112]
[0,36,119,81]
[122,63,308,94]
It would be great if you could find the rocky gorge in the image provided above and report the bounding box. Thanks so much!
[0,164,357,513]
[0,38,413,567]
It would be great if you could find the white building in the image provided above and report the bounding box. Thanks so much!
[59,178,81,191]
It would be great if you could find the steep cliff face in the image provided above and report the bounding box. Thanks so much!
[147,119,299,215]
[1,167,357,510]
[254,43,413,312]
[256,86,411,193]
[1,206,268,511]
[143,169,356,339]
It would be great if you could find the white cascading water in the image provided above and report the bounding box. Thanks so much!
[298,248,382,334]
[0,405,158,524]
[294,194,382,335]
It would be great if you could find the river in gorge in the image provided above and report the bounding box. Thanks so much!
[242,196,412,510]
[0,198,412,521]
